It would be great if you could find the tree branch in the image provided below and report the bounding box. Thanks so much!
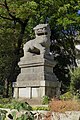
[24,18,29,25]
[0,14,13,20]
[4,0,23,24]
[0,2,5,7]
[62,31,68,39]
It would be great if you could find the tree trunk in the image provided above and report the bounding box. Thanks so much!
[6,24,26,97]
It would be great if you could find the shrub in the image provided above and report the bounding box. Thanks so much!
[0,100,34,120]
[0,98,11,104]
[60,92,73,100]
[70,67,80,97]
[49,99,80,112]
[11,101,32,111]
[42,96,50,105]
[0,99,33,111]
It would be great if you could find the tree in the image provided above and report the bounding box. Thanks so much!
[49,0,80,93]
[0,0,62,96]
[70,67,80,98]
[0,0,80,96]
[0,0,38,97]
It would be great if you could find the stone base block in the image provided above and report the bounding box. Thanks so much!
[13,80,61,99]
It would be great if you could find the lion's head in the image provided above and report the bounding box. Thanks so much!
[33,24,51,38]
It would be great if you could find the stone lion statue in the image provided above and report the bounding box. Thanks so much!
[24,24,51,56]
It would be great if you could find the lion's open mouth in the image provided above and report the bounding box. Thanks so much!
[37,32,47,36]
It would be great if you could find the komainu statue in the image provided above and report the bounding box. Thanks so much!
[24,24,51,56]
[13,24,61,99]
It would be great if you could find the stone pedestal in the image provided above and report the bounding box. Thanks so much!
[13,54,60,98]
[13,24,61,99]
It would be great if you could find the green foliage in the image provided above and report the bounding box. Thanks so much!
[42,96,50,105]
[0,100,34,120]
[60,92,73,100]
[12,101,32,111]
[70,67,80,97]
[32,106,50,111]
[0,0,37,19]
[49,0,80,93]
[0,99,32,111]
[0,98,12,104]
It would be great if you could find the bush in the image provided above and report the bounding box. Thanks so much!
[0,99,32,111]
[0,100,34,120]
[60,92,73,100]
[11,101,32,111]
[0,98,11,104]
[70,67,80,98]
[49,99,80,112]
[42,96,50,105]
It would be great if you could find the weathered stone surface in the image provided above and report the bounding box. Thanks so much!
[23,24,51,56]
[51,111,80,120]
[13,24,61,99]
